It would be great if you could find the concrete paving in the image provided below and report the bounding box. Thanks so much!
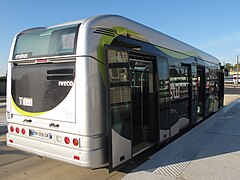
[1,92,240,179]
[123,98,240,180]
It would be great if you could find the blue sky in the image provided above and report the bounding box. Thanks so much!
[1,0,240,76]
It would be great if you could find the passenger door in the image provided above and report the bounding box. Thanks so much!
[190,64,198,124]
[129,55,155,156]
[105,46,132,172]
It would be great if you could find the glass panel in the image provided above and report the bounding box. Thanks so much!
[108,49,131,139]
[170,66,180,99]
[205,68,210,97]
[130,61,153,103]
[179,67,189,116]
[158,60,169,80]
[197,67,205,116]
[110,86,130,104]
[170,66,190,119]
[13,24,79,59]
[179,68,189,99]
[108,50,128,63]
[158,60,170,110]
[109,68,129,83]
[210,70,219,96]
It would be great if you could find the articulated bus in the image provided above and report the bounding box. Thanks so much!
[6,15,224,171]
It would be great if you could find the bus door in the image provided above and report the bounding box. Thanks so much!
[191,64,205,123]
[129,51,156,156]
[190,64,198,124]
[179,65,191,126]
[218,68,224,107]
[105,46,156,171]
[105,46,132,172]
[197,66,205,120]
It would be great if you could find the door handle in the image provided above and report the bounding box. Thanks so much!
[49,123,59,128]
[23,119,32,123]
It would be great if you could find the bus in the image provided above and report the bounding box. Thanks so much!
[224,75,234,84]
[6,14,224,171]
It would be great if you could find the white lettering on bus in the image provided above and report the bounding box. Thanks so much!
[58,81,74,87]
[19,97,23,105]
[15,53,28,59]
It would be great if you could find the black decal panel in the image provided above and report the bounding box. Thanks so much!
[12,62,75,113]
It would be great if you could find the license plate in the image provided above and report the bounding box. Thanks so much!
[29,129,52,140]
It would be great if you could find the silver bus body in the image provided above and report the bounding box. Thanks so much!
[6,15,223,169]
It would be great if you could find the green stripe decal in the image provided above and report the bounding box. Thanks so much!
[157,46,201,60]
[97,26,149,84]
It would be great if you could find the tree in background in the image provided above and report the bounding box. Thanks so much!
[225,63,233,72]
[233,63,240,71]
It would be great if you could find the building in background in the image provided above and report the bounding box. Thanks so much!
[0,76,6,96]
[224,70,240,84]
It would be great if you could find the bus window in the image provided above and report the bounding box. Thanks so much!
[13,24,80,59]
[158,59,170,137]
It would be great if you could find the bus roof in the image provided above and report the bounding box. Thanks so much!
[44,15,221,65]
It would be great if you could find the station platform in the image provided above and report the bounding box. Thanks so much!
[123,99,240,180]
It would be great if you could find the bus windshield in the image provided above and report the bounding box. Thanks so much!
[13,24,80,60]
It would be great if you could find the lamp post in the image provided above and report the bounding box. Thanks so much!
[237,55,239,85]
